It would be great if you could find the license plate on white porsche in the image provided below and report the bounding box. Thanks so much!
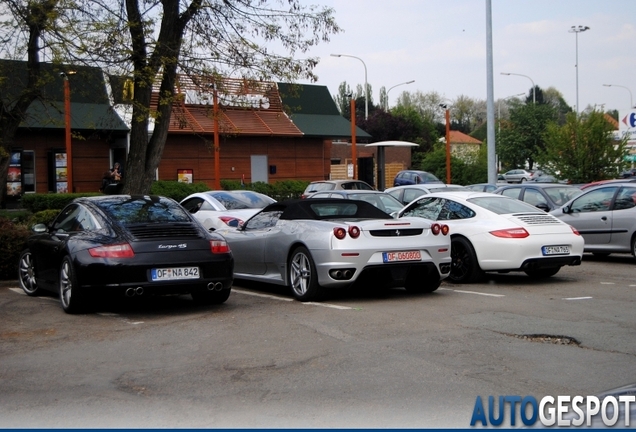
[382,250,422,263]
[542,245,570,256]
[151,267,200,281]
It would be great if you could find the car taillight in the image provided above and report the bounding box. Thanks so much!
[489,228,529,238]
[211,240,231,254]
[218,216,243,227]
[348,225,360,238]
[570,226,581,236]
[431,223,449,235]
[88,243,135,258]
[333,227,347,240]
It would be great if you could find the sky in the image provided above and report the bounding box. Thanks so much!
[297,0,636,114]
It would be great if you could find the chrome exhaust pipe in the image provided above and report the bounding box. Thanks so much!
[135,287,144,296]
[214,282,224,291]
[333,270,343,279]
[343,270,352,279]
[125,287,136,297]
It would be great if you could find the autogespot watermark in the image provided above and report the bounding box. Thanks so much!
[470,395,635,427]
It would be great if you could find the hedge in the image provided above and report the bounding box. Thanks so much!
[0,219,30,280]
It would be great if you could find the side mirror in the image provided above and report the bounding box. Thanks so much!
[32,223,48,233]
[562,205,572,214]
[535,203,550,212]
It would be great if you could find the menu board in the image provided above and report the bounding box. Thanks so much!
[55,152,68,193]
[6,152,21,197]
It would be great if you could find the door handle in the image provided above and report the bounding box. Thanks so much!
[601,216,607,221]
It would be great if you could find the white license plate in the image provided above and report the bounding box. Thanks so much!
[151,267,200,281]
[542,245,570,256]
[382,250,422,263]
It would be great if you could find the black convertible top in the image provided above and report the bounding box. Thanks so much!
[266,198,393,220]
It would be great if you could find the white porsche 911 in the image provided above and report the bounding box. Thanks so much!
[397,191,584,283]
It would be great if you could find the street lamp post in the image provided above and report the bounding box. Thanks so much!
[603,84,633,109]
[60,71,76,193]
[350,95,357,180]
[500,72,535,104]
[569,25,590,114]
[331,53,368,119]
[386,80,414,109]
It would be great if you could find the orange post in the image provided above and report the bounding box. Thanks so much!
[445,108,451,184]
[213,87,221,190]
[63,75,73,192]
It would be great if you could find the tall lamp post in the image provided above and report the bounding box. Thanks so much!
[60,71,76,193]
[500,72,535,104]
[603,84,633,108]
[386,80,414,109]
[439,104,451,184]
[331,53,368,119]
[569,25,590,114]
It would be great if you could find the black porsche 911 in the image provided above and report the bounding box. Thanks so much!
[18,195,234,313]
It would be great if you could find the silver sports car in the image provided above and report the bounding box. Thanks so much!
[216,199,452,301]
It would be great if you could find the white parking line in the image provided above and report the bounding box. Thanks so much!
[440,288,505,297]
[562,296,593,300]
[600,282,615,285]
[232,288,294,302]
[9,288,24,295]
[303,302,352,310]
[232,288,352,309]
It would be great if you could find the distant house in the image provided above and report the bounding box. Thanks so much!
[440,130,482,162]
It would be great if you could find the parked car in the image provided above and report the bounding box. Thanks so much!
[180,190,276,231]
[397,191,584,283]
[464,183,498,192]
[216,199,452,301]
[392,170,443,187]
[550,183,636,258]
[493,183,583,211]
[385,184,467,205]
[17,195,234,313]
[580,178,636,190]
[301,179,374,199]
[619,168,636,178]
[502,169,536,183]
[308,190,404,215]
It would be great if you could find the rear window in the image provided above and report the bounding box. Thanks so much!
[305,182,335,193]
[96,196,191,224]
[209,191,275,209]
[468,196,542,214]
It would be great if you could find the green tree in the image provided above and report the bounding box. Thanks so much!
[538,111,628,183]
[497,98,558,170]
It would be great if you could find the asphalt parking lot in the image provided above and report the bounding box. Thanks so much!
[1,253,635,428]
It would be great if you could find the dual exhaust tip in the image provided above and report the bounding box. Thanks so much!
[329,268,354,280]
[125,287,144,297]
[125,282,224,297]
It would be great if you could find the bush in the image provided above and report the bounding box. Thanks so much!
[0,218,30,280]
[26,209,61,228]
[21,192,101,213]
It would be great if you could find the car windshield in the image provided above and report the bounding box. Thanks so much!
[306,182,335,193]
[468,196,542,214]
[96,196,191,224]
[209,191,274,210]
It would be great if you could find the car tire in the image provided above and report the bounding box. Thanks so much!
[18,249,41,296]
[191,286,231,305]
[59,256,86,314]
[288,246,324,302]
[404,269,441,293]
[449,237,484,283]
[632,236,636,258]
[524,267,560,278]
[521,177,527,183]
